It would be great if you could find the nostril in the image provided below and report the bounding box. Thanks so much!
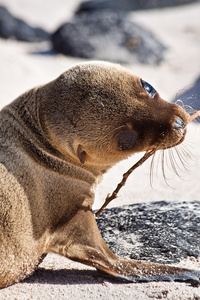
[173,117,184,130]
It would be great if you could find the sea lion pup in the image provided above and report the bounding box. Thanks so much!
[0,61,199,288]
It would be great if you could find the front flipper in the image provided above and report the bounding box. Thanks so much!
[49,208,200,285]
[66,243,200,285]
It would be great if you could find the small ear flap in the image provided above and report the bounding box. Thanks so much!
[77,145,86,164]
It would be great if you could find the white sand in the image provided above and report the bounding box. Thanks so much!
[0,0,200,298]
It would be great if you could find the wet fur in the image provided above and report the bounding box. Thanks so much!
[0,61,198,288]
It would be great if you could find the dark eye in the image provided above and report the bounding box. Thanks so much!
[141,79,156,98]
[118,131,138,151]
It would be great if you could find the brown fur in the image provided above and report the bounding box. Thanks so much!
[0,61,197,288]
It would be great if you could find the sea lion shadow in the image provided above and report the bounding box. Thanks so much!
[23,268,123,286]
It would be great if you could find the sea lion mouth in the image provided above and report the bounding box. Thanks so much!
[159,117,187,150]
[174,127,186,146]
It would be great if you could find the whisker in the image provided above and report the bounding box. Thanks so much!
[165,148,171,170]
[174,86,192,103]
[147,90,199,186]
[175,99,185,108]
[179,143,193,160]
[172,148,184,177]
[175,147,191,170]
[175,148,187,168]
[110,124,127,136]
[155,150,162,177]
[150,151,157,187]
[173,148,188,174]
[161,150,171,186]
[175,93,200,123]
[169,148,180,177]
[148,140,195,187]
[175,96,198,111]
[181,132,197,148]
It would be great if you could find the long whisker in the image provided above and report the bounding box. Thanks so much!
[168,148,180,177]
[147,95,200,187]
[175,96,200,123]
[174,147,190,171]
[149,140,194,187]
[173,148,183,172]
[150,151,157,187]
[155,150,161,177]
[179,143,193,160]
[110,124,126,135]
[161,150,171,186]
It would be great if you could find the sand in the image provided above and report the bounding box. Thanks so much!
[0,0,200,298]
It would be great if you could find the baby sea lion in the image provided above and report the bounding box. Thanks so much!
[0,61,199,288]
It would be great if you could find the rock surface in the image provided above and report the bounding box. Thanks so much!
[0,6,49,42]
[52,11,166,64]
[77,0,199,13]
[96,201,200,264]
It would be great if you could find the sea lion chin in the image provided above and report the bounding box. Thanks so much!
[0,61,198,288]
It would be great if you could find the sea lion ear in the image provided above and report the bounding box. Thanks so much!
[77,145,86,164]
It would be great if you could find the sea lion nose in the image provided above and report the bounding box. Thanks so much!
[173,117,185,130]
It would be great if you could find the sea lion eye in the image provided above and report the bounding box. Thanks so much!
[118,131,138,151]
[141,79,156,98]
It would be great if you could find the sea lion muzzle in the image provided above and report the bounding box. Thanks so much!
[173,116,185,130]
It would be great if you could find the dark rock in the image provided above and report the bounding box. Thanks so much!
[172,76,200,115]
[0,6,49,42]
[51,11,166,64]
[96,201,200,264]
[77,0,199,13]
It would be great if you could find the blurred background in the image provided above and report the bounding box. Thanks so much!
[0,0,200,209]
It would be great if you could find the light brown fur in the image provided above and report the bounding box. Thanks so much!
[0,61,198,288]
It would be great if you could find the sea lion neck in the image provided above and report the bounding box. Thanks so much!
[4,87,62,158]
[3,89,103,182]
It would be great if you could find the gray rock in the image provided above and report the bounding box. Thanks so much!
[96,201,200,264]
[0,6,49,42]
[51,11,166,64]
[77,0,199,13]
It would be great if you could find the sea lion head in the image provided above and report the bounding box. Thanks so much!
[39,61,189,169]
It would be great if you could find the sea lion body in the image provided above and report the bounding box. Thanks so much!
[0,61,199,287]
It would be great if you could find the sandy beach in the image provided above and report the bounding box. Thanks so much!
[0,0,200,298]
